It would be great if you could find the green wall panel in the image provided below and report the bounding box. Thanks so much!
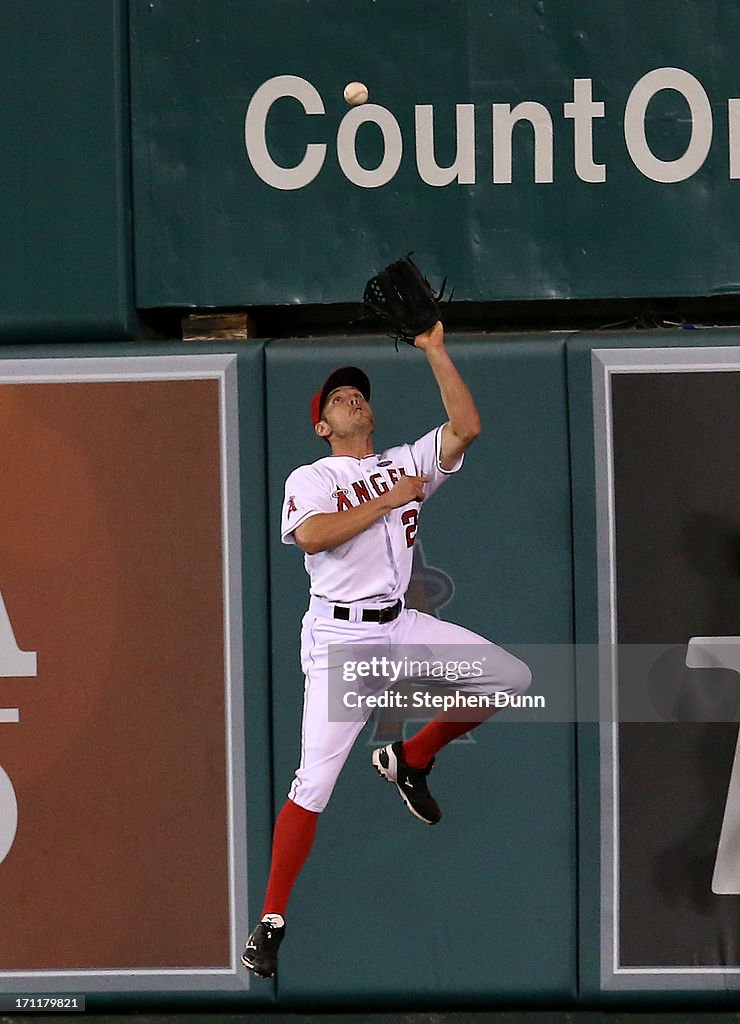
[132,0,740,307]
[0,2,135,341]
[264,336,575,1006]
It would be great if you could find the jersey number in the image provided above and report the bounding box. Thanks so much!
[401,509,418,548]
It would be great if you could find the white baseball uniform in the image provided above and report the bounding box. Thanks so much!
[281,424,531,813]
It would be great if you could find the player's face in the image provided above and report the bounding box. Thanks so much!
[320,386,375,439]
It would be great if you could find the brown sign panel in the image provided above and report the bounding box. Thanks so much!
[0,361,244,980]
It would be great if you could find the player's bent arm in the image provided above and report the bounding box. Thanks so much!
[294,475,428,554]
[415,327,481,469]
[294,503,390,554]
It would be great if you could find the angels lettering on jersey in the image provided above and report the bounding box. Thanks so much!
[280,425,464,605]
[332,464,407,511]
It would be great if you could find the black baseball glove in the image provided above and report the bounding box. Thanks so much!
[362,255,448,347]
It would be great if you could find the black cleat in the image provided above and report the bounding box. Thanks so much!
[372,740,441,824]
[241,915,286,978]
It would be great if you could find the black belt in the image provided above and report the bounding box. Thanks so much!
[333,599,402,624]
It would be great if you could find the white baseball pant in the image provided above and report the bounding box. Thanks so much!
[288,598,532,813]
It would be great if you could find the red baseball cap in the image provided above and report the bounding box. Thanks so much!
[310,366,371,427]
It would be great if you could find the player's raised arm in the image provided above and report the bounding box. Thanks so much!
[414,321,481,470]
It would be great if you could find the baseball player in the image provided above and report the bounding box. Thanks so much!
[241,321,531,979]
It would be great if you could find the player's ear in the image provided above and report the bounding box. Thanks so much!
[315,420,330,438]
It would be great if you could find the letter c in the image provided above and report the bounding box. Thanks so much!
[245,75,327,190]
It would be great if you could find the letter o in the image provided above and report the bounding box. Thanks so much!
[624,67,712,183]
[337,105,403,188]
[0,766,18,865]
[244,75,327,190]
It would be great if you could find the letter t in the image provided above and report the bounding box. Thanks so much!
[563,78,606,183]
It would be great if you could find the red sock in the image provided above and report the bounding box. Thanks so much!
[403,716,487,769]
[261,798,319,918]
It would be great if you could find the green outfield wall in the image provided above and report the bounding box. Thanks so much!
[3,330,740,1008]
[264,337,575,1006]
[4,1,740,339]
[4,0,740,1013]
[130,0,740,307]
[0,1,135,341]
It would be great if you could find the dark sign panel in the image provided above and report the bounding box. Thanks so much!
[594,348,740,989]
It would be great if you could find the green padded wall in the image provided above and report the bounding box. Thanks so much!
[265,336,575,1006]
[131,0,740,307]
[0,2,135,341]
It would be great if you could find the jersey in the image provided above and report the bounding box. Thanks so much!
[281,424,463,604]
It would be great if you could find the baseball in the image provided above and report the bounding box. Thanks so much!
[343,81,369,106]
